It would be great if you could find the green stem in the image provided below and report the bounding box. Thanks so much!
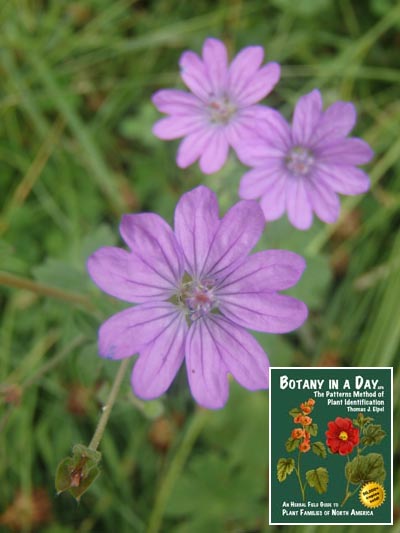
[147,409,210,533]
[88,359,130,451]
[341,484,361,507]
[0,270,94,311]
[295,449,306,502]
[341,473,351,507]
[340,456,360,507]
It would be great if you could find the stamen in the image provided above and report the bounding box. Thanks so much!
[208,94,237,125]
[178,279,217,321]
[285,146,314,176]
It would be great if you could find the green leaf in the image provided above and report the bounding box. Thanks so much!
[286,253,332,309]
[361,424,386,446]
[353,413,374,428]
[119,103,160,148]
[311,441,327,458]
[285,437,300,452]
[277,458,295,482]
[345,453,386,485]
[305,467,329,494]
[55,444,102,501]
[80,224,117,262]
[32,258,88,292]
[308,423,318,437]
[289,407,302,417]
[165,453,266,531]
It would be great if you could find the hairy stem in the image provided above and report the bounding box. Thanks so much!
[88,359,130,451]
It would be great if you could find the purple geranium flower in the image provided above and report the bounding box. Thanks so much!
[87,186,307,409]
[237,89,374,230]
[152,38,280,175]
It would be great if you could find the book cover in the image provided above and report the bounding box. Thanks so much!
[269,367,393,525]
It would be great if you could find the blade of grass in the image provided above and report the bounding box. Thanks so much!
[0,116,65,236]
[0,270,94,311]
[29,52,125,214]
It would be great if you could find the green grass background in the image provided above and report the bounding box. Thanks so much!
[0,0,399,531]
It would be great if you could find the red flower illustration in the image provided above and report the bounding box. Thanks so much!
[325,417,359,455]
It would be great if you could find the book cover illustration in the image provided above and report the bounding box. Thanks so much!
[269,367,392,525]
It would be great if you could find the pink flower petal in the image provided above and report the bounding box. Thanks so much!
[179,50,211,101]
[224,105,280,150]
[259,174,287,221]
[120,213,183,287]
[202,38,228,95]
[292,89,323,146]
[174,186,220,277]
[204,315,269,390]
[238,163,283,200]
[185,318,229,409]
[229,107,290,154]
[152,115,203,140]
[87,247,176,303]
[201,200,265,278]
[225,118,246,150]
[176,127,213,168]
[314,164,371,195]
[312,101,356,145]
[228,46,264,99]
[286,177,313,230]
[98,303,181,360]
[236,138,285,167]
[235,62,281,106]
[152,89,202,115]
[251,107,292,150]
[306,178,341,224]
[199,130,229,174]
[131,311,187,399]
[219,291,308,333]
[218,250,306,292]
[317,138,374,165]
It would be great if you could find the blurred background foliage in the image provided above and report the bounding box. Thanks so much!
[0,0,399,531]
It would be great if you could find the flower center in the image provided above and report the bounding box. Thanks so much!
[285,146,314,176]
[208,94,237,125]
[339,431,348,441]
[179,279,217,321]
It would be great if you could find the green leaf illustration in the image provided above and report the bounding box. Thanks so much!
[345,453,386,485]
[289,407,302,417]
[308,423,318,437]
[311,441,327,458]
[353,413,374,428]
[361,424,386,446]
[285,437,301,452]
[305,467,329,494]
[277,458,295,482]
